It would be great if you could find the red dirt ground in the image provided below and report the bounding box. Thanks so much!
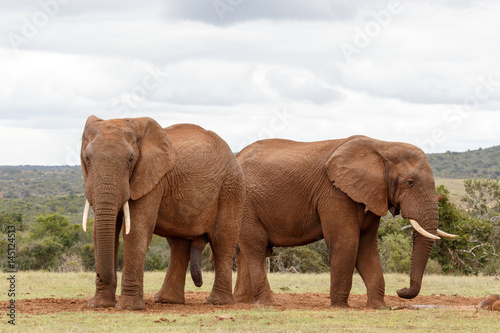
[6,292,487,315]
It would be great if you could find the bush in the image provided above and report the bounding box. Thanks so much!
[270,245,329,273]
[59,253,84,272]
[379,233,412,273]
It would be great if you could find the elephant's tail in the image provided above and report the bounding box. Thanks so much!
[190,237,208,288]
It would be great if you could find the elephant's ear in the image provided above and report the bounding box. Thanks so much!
[325,137,389,216]
[129,117,175,200]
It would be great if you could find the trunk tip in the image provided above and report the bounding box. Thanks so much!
[397,286,420,299]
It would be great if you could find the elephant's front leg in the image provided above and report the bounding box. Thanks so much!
[154,237,191,304]
[325,234,359,308]
[89,217,121,308]
[320,211,360,308]
[116,202,156,310]
[356,216,387,309]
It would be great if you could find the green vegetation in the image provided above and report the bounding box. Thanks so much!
[0,166,84,198]
[427,145,500,179]
[5,271,498,301]
[0,144,499,276]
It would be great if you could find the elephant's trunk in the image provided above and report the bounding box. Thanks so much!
[93,200,120,286]
[397,209,438,299]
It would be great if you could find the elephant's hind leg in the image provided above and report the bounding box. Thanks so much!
[237,210,276,305]
[206,185,243,305]
[234,245,255,303]
[154,236,190,304]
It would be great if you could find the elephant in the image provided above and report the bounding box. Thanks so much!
[478,294,500,311]
[80,116,244,310]
[233,135,456,309]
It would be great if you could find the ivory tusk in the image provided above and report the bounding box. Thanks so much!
[124,201,131,235]
[409,219,440,240]
[437,229,458,239]
[82,199,90,232]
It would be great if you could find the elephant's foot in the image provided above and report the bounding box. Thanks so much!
[254,292,278,306]
[330,292,349,308]
[88,294,117,308]
[154,290,185,304]
[366,297,387,310]
[207,289,234,305]
[234,292,255,304]
[330,301,350,308]
[115,295,146,310]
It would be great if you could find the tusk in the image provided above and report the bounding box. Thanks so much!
[124,201,131,235]
[82,199,90,232]
[437,229,458,239]
[409,219,440,240]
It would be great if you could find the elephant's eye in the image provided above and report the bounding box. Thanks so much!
[85,156,90,165]
[408,180,415,188]
[128,158,134,167]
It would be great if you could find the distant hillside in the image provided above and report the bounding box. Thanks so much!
[427,145,500,179]
[0,145,498,199]
[0,145,498,224]
[0,166,83,198]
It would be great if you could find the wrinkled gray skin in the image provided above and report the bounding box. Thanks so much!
[81,116,244,310]
[234,136,441,309]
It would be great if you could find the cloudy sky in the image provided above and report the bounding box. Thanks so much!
[1,0,499,165]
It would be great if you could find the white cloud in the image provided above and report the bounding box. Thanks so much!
[0,0,499,164]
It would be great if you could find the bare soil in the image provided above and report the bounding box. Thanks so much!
[8,292,485,315]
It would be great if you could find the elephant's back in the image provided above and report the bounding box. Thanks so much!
[164,123,242,183]
[165,123,235,161]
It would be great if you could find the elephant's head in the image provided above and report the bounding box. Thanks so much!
[326,136,455,299]
[80,116,175,285]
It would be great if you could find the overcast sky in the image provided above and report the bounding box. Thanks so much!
[1,0,499,165]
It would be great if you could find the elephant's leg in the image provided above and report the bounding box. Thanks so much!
[154,236,191,304]
[355,216,387,309]
[89,216,122,308]
[206,186,243,305]
[320,203,361,308]
[116,202,156,310]
[234,245,254,303]
[237,210,276,305]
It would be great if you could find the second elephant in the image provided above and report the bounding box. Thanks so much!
[234,135,455,309]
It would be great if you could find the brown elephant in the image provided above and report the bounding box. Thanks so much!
[478,294,500,311]
[234,135,456,309]
[81,116,244,310]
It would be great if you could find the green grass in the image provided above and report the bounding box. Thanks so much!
[6,308,499,333]
[2,272,500,332]
[2,271,497,301]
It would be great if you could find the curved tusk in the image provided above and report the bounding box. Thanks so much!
[437,229,458,239]
[82,199,90,232]
[123,201,131,235]
[409,219,440,240]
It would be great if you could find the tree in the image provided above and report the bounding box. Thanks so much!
[431,184,499,275]
[462,179,500,219]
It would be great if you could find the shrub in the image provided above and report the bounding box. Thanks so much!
[379,233,412,273]
[270,246,329,273]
